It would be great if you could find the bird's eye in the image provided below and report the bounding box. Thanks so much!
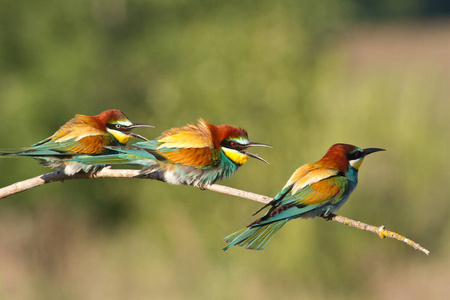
[115,124,122,129]
[230,141,237,147]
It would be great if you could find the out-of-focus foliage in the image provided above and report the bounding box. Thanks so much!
[0,1,448,299]
[354,0,450,19]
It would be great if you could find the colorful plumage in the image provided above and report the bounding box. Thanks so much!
[223,143,385,250]
[0,109,153,175]
[72,118,271,186]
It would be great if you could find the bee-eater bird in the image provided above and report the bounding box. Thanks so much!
[223,143,385,251]
[0,109,153,175]
[72,118,271,187]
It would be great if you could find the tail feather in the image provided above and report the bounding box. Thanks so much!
[69,154,133,165]
[104,146,158,160]
[247,221,286,249]
[70,147,160,166]
[0,149,64,156]
[223,220,287,251]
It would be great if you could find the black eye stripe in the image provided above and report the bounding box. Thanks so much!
[347,151,363,160]
[106,123,129,131]
[220,139,244,149]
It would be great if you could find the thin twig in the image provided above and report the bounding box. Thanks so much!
[328,214,430,255]
[204,184,273,203]
[0,169,430,255]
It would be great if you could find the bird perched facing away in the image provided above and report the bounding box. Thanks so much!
[223,143,385,250]
[73,118,271,187]
[0,109,153,175]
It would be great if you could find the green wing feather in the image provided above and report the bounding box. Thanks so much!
[0,138,85,156]
[256,176,349,225]
[70,146,160,166]
[224,175,350,250]
[1,131,115,157]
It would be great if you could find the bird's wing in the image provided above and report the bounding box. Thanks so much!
[127,138,219,167]
[57,135,115,154]
[254,176,349,225]
[252,166,348,225]
[157,119,214,149]
[68,145,160,166]
[1,115,113,156]
[291,176,348,205]
[1,135,113,156]
[253,163,339,214]
[160,148,220,167]
[133,121,218,167]
[285,163,340,193]
[29,133,113,155]
[69,153,141,165]
[33,115,113,154]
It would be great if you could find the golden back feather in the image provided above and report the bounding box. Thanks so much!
[157,119,214,149]
[299,178,347,205]
[49,114,113,154]
[288,164,339,194]
[160,147,219,167]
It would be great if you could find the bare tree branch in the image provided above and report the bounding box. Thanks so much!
[0,168,143,199]
[327,214,430,255]
[0,169,430,255]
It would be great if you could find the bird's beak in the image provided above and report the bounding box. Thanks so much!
[243,142,272,164]
[128,123,154,141]
[130,132,149,141]
[244,151,270,164]
[129,123,155,129]
[247,142,272,148]
[363,148,386,156]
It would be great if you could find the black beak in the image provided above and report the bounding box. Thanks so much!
[130,132,150,141]
[128,123,154,141]
[247,142,272,148]
[243,142,272,164]
[363,148,385,156]
[244,151,270,164]
[129,123,155,129]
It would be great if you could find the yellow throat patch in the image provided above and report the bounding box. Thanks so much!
[107,128,132,145]
[349,157,364,170]
[222,148,249,165]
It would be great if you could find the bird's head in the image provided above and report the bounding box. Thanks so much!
[207,121,271,166]
[322,143,385,171]
[97,109,154,145]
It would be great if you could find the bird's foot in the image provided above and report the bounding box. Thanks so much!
[102,165,112,171]
[91,166,107,176]
[322,213,336,221]
[55,170,66,183]
[196,183,210,191]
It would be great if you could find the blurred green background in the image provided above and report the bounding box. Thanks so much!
[0,1,449,299]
